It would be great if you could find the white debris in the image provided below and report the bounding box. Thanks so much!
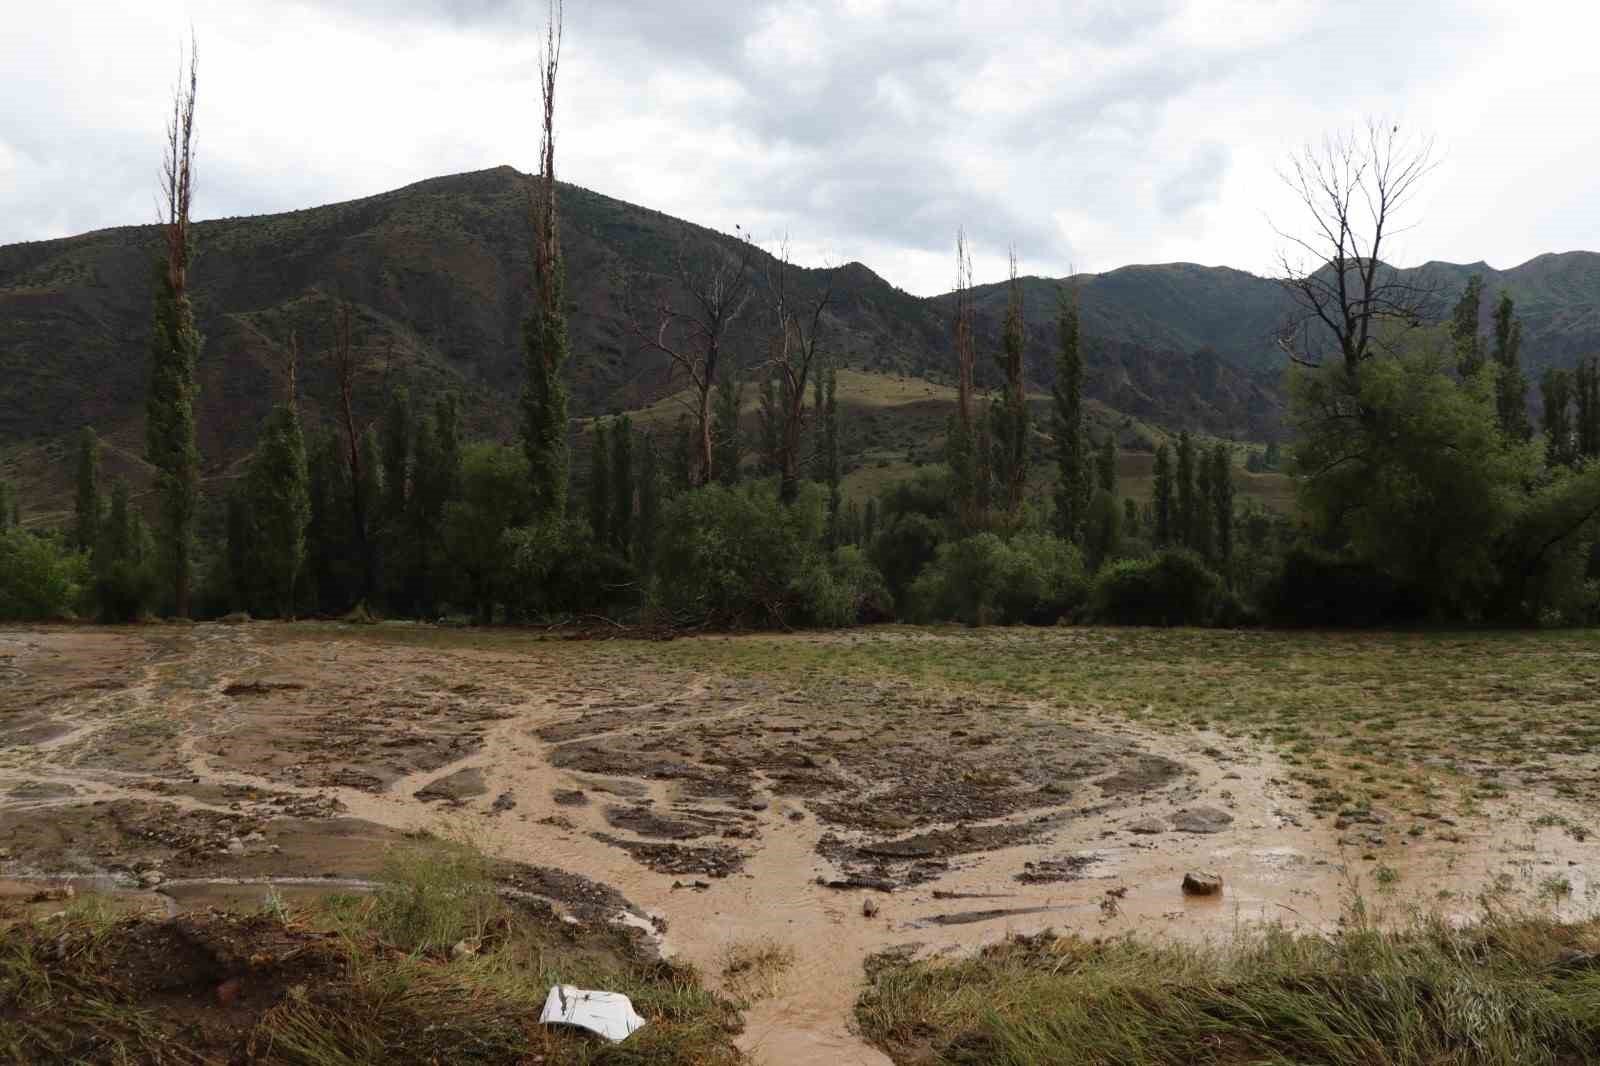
[538,985,646,1042]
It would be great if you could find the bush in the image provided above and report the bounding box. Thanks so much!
[792,546,894,627]
[869,511,944,607]
[907,532,1086,626]
[652,483,832,628]
[503,518,636,619]
[1263,545,1426,627]
[1089,548,1221,626]
[0,529,87,621]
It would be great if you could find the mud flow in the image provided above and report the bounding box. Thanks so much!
[3,624,1595,1066]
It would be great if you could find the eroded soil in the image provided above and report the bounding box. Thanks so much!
[3,623,1597,1066]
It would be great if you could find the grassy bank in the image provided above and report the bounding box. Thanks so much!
[0,839,740,1065]
[857,909,1600,1065]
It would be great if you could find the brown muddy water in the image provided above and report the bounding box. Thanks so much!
[2,623,1595,1066]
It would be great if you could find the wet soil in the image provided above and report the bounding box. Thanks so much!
[3,623,1598,1066]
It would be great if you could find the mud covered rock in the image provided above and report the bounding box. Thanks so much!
[1171,806,1233,834]
[1182,870,1224,896]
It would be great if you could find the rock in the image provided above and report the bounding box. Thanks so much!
[28,885,75,903]
[139,870,164,888]
[1128,817,1167,835]
[492,792,517,813]
[862,897,881,918]
[215,977,243,1006]
[244,831,266,843]
[1182,871,1224,896]
[552,789,589,807]
[1171,807,1234,834]
[414,767,489,805]
[450,938,479,961]
[226,837,246,855]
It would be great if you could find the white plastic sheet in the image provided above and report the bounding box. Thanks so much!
[538,984,647,1042]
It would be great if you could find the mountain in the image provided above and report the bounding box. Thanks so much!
[2,165,1597,510]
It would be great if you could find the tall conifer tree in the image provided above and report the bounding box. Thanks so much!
[612,415,634,557]
[147,43,201,616]
[1051,291,1086,542]
[74,427,102,553]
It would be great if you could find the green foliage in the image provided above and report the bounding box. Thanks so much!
[0,527,87,621]
[1090,548,1220,626]
[1084,488,1120,571]
[791,545,894,627]
[587,420,610,547]
[1052,292,1088,543]
[371,838,499,956]
[379,386,411,524]
[651,481,859,628]
[611,414,635,558]
[246,403,311,618]
[93,479,157,622]
[1264,545,1425,627]
[822,367,842,548]
[505,516,636,620]
[713,374,743,486]
[145,259,203,616]
[443,443,530,623]
[74,427,101,552]
[637,432,662,578]
[306,430,359,614]
[1542,367,1576,467]
[0,480,12,530]
[1210,443,1235,569]
[522,256,570,523]
[1174,431,1195,551]
[1492,291,1531,442]
[1152,442,1173,546]
[1577,358,1600,461]
[1290,326,1543,615]
[908,531,1086,626]
[1450,273,1484,376]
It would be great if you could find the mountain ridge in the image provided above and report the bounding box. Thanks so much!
[2,165,1597,509]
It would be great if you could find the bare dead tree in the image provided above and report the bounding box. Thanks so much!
[328,300,379,601]
[627,230,757,487]
[763,239,835,505]
[954,229,976,434]
[161,39,198,294]
[1273,120,1439,380]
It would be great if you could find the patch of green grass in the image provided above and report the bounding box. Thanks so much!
[857,910,1600,1065]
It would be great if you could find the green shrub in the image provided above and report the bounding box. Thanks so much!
[652,482,825,628]
[793,546,894,627]
[0,528,87,621]
[1264,545,1426,627]
[908,532,1086,626]
[1090,548,1220,626]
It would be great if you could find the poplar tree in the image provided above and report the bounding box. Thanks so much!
[408,412,444,614]
[247,395,311,619]
[1175,431,1196,550]
[147,43,202,616]
[713,374,743,486]
[1542,368,1576,467]
[1493,291,1530,441]
[1051,290,1086,542]
[611,415,634,557]
[1451,274,1484,377]
[1576,358,1600,460]
[992,255,1029,517]
[1122,497,1139,538]
[636,434,661,578]
[757,376,782,476]
[225,489,254,613]
[1153,442,1174,546]
[523,2,570,522]
[822,366,841,548]
[1096,433,1117,493]
[0,482,12,531]
[1210,443,1235,573]
[1194,449,1215,561]
[588,421,610,547]
[74,427,102,553]
[380,386,411,523]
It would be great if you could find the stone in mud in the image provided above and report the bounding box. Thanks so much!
[1182,871,1224,896]
[553,789,589,807]
[492,792,517,813]
[1128,817,1167,835]
[414,767,488,805]
[862,897,880,918]
[1171,806,1233,834]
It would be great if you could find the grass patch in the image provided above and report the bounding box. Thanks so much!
[857,910,1600,1065]
[720,938,797,1005]
[0,837,742,1065]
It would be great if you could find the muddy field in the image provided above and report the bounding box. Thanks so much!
[3,622,1597,1065]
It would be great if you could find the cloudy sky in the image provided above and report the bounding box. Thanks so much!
[3,0,1596,296]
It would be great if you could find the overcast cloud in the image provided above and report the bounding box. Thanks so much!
[2,0,1597,295]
